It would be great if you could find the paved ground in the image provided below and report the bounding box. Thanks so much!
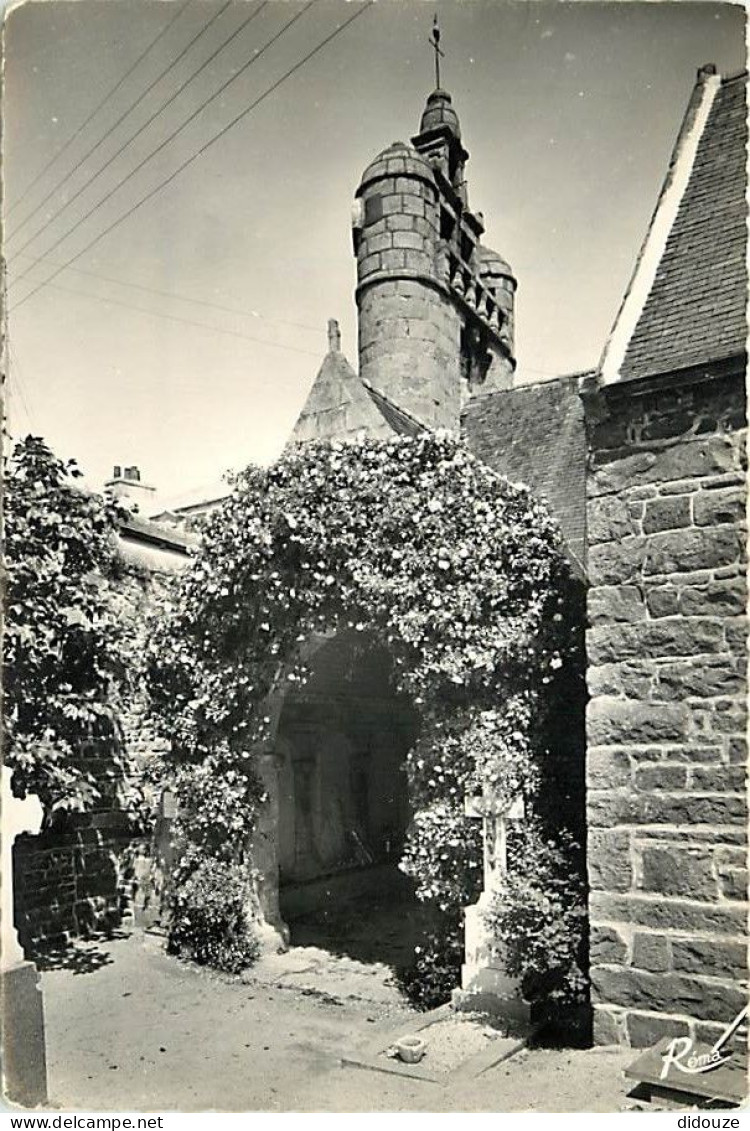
[38,929,634,1112]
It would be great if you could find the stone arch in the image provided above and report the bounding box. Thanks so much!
[252,630,419,952]
[151,435,581,1015]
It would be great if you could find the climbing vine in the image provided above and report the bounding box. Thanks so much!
[147,433,586,996]
[4,436,137,820]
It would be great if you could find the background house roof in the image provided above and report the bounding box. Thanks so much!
[149,481,231,520]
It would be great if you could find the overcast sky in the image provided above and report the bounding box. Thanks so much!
[3,0,746,503]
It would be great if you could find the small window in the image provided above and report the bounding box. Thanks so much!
[440,208,455,241]
[365,194,384,226]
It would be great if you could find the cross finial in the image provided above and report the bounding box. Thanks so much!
[429,14,444,90]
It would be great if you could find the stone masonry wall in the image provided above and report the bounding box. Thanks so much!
[355,147,464,430]
[358,278,463,430]
[584,369,748,1047]
[13,565,170,953]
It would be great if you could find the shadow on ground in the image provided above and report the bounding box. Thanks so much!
[288,891,437,969]
[282,882,461,1011]
[38,928,634,1110]
[33,929,130,975]
[527,1005,593,1050]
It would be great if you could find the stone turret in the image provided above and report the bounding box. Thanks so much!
[414,88,469,204]
[477,246,517,390]
[352,89,516,429]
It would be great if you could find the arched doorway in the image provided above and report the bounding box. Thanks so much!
[271,631,424,963]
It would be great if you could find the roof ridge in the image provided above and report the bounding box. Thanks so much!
[461,371,594,405]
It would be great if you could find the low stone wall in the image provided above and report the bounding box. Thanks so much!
[13,813,135,952]
[584,367,747,1046]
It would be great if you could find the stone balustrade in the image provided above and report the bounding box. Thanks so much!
[443,247,503,338]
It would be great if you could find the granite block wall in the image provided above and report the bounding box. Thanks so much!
[355,150,465,430]
[357,277,463,430]
[584,369,748,1047]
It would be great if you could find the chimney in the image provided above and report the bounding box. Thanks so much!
[104,463,155,512]
[327,318,341,354]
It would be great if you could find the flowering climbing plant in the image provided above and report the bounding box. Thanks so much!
[147,433,585,995]
[4,436,136,818]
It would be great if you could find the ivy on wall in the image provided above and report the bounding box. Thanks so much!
[147,433,586,996]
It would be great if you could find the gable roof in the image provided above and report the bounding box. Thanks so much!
[600,67,748,385]
[461,374,589,570]
[288,346,428,444]
[288,347,395,444]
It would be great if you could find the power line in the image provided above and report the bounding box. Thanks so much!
[10,0,307,287]
[6,341,36,433]
[9,0,270,266]
[13,253,325,334]
[3,265,36,436]
[5,0,191,219]
[10,1,374,314]
[33,278,323,357]
[1,261,12,440]
[6,0,233,248]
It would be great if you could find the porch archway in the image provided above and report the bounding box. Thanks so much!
[149,434,582,1013]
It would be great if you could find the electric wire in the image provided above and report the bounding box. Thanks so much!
[9,0,270,264]
[10,0,310,287]
[32,279,323,357]
[13,253,324,334]
[6,341,36,433]
[10,1,374,314]
[5,0,191,219]
[6,0,232,246]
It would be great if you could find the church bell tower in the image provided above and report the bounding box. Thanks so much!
[351,27,517,431]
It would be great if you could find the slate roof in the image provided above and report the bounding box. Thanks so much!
[621,71,748,381]
[120,513,197,554]
[149,481,230,520]
[461,376,588,569]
